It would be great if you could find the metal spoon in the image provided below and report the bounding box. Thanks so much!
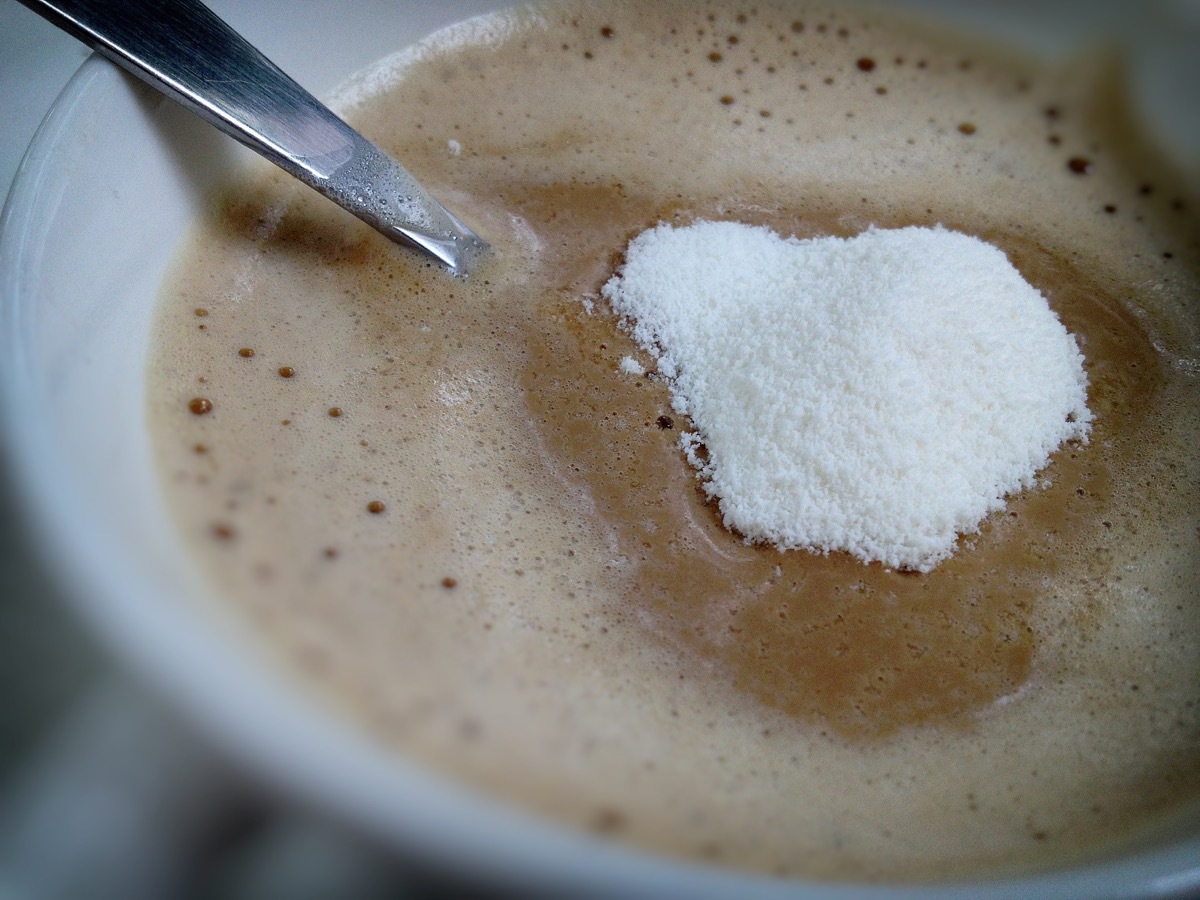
[17,0,488,274]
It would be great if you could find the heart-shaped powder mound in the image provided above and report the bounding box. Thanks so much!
[601,222,1091,572]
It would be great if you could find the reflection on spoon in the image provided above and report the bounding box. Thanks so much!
[18,0,488,274]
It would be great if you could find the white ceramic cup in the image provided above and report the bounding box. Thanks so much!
[1,2,1197,896]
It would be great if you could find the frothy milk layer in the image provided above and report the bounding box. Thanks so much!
[148,1,1200,882]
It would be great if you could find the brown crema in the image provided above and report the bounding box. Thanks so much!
[521,186,1154,740]
[149,0,1200,883]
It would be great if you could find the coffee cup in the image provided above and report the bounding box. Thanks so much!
[1,1,1197,894]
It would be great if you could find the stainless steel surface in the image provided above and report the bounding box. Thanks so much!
[15,0,488,273]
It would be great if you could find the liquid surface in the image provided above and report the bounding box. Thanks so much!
[148,0,1200,882]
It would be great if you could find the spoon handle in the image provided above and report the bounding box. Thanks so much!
[17,0,487,273]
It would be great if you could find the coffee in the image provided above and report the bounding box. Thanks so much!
[148,0,1200,882]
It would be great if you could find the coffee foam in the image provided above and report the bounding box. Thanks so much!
[148,0,1200,882]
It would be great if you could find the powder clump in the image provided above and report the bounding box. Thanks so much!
[601,222,1092,572]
